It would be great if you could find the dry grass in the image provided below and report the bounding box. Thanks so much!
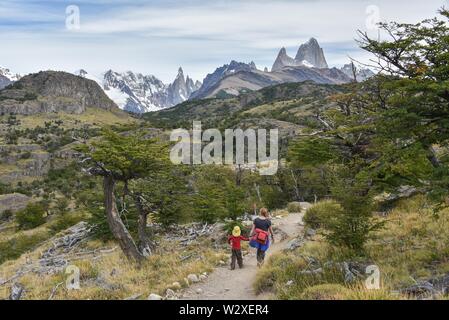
[0,108,138,131]
[254,195,449,300]
[0,234,228,300]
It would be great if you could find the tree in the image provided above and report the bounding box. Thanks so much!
[356,9,449,199]
[77,129,170,263]
[324,167,384,253]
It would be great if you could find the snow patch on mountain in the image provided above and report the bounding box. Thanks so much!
[0,66,21,89]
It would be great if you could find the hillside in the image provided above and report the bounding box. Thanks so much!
[145,81,346,129]
[0,71,118,115]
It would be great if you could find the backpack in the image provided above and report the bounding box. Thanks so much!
[254,228,269,245]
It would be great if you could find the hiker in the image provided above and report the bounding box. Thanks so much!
[250,208,275,267]
[228,226,249,270]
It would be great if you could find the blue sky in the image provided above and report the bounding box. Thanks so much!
[0,0,447,82]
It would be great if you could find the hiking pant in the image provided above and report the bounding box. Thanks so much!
[257,249,266,263]
[231,249,243,269]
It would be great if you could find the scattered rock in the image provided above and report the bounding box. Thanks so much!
[110,268,118,277]
[219,260,226,266]
[286,280,294,286]
[166,288,176,297]
[148,293,163,300]
[195,288,204,295]
[187,274,199,283]
[305,228,316,238]
[374,185,419,203]
[285,237,303,250]
[9,283,24,300]
[401,282,435,299]
[171,281,182,290]
[343,262,356,284]
[199,275,207,281]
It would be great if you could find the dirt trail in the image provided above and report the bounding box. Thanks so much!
[181,212,304,300]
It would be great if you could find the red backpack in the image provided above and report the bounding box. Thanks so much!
[254,228,269,244]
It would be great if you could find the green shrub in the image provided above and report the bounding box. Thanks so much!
[48,213,84,234]
[15,203,46,230]
[304,200,341,229]
[287,202,302,213]
[0,231,50,264]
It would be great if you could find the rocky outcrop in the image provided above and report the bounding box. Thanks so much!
[272,38,328,72]
[0,144,51,183]
[0,193,31,213]
[0,71,118,115]
[167,67,200,106]
[295,38,328,69]
[272,47,300,72]
[0,74,11,90]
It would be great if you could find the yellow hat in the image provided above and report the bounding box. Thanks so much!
[232,226,241,237]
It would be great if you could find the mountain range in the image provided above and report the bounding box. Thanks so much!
[187,38,374,100]
[75,67,201,113]
[1,38,374,114]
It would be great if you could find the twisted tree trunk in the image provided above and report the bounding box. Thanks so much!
[135,194,155,257]
[103,175,144,263]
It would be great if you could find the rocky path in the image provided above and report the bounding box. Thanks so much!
[181,212,304,300]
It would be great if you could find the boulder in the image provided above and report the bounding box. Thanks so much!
[187,274,199,283]
[147,293,163,300]
[170,282,182,290]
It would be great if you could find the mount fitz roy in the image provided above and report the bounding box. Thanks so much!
[190,38,374,100]
[272,38,328,71]
[76,67,201,113]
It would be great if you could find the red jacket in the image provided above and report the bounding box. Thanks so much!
[228,235,249,250]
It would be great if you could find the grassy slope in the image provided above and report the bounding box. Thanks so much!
[0,231,228,300]
[2,107,138,130]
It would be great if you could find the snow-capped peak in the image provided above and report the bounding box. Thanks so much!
[0,66,21,82]
[74,68,201,113]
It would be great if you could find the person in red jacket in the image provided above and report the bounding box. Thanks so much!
[228,226,249,270]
